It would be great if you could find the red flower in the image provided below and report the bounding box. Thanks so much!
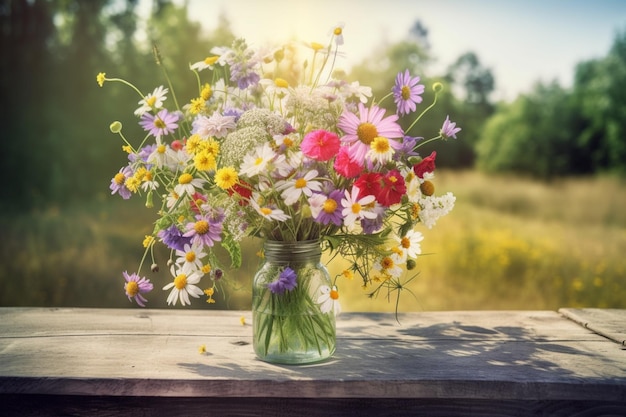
[301,129,341,161]
[354,172,383,200]
[377,170,407,206]
[413,151,437,178]
[228,180,252,205]
[190,192,207,214]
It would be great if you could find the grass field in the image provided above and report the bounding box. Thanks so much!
[1,170,625,312]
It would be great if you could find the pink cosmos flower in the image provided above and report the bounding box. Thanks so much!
[338,103,404,162]
[393,69,425,116]
[301,129,341,161]
[139,109,179,138]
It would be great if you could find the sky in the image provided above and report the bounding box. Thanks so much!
[140,0,626,102]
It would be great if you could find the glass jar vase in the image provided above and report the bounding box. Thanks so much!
[252,239,336,364]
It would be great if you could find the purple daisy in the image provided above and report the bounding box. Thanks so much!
[123,271,153,307]
[337,103,404,162]
[267,267,298,294]
[158,224,192,251]
[393,135,422,162]
[139,109,179,138]
[110,166,133,200]
[183,214,223,247]
[440,115,461,139]
[392,69,425,116]
[314,189,344,227]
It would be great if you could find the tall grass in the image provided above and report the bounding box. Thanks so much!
[1,171,625,311]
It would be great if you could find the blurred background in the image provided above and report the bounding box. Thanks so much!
[1,0,625,311]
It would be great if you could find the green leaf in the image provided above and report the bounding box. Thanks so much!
[222,236,242,269]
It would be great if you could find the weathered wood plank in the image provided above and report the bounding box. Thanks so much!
[0,308,625,406]
[560,308,626,346]
[3,395,626,417]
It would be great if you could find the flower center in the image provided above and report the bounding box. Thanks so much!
[114,173,126,185]
[174,274,187,290]
[274,78,289,88]
[401,85,411,100]
[283,137,294,147]
[126,281,139,296]
[357,122,378,145]
[351,203,362,214]
[254,157,264,166]
[179,173,193,184]
[330,289,339,300]
[194,220,209,235]
[333,27,342,36]
[204,56,219,65]
[260,207,273,216]
[185,252,196,262]
[381,256,394,270]
[371,137,390,153]
[146,96,157,107]
[295,178,307,189]
[154,117,166,129]
[388,175,398,183]
[157,144,166,154]
[323,199,337,213]
[401,237,411,249]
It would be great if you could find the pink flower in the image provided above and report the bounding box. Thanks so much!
[333,146,363,178]
[301,129,340,161]
[337,103,404,161]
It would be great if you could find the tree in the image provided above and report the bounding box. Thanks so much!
[572,29,626,174]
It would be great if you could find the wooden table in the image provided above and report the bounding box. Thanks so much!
[0,308,624,416]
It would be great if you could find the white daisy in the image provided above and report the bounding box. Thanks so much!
[163,265,204,306]
[189,55,219,72]
[174,172,205,197]
[134,86,168,116]
[175,242,207,275]
[250,194,291,222]
[341,186,377,228]
[394,229,424,260]
[317,285,341,315]
[239,143,278,178]
[277,170,322,206]
[373,255,403,278]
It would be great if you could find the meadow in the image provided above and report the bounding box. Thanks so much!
[1,170,625,312]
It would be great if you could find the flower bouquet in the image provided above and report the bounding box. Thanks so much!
[97,24,459,363]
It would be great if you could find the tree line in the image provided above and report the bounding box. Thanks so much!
[1,0,624,213]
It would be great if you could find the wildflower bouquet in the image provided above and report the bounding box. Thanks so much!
[97,25,459,362]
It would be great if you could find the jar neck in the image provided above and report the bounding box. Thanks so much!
[263,239,321,263]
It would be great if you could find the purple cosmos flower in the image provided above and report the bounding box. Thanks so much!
[139,109,179,138]
[361,204,386,234]
[394,135,422,162]
[110,166,133,199]
[393,69,425,116]
[158,225,192,251]
[183,214,223,247]
[267,267,298,294]
[123,271,153,307]
[440,115,461,139]
[314,189,344,226]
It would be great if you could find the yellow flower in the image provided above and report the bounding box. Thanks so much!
[198,344,207,354]
[189,97,206,115]
[194,150,217,171]
[341,270,354,280]
[204,287,216,304]
[200,83,212,101]
[142,235,154,248]
[240,316,246,326]
[96,72,106,87]
[215,167,238,190]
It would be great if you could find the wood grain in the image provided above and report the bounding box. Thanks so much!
[1,308,625,416]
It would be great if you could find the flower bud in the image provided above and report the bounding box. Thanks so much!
[406,259,417,270]
[145,191,154,208]
[432,82,444,93]
[109,121,123,133]
[151,263,159,273]
[408,156,422,166]
[420,180,435,196]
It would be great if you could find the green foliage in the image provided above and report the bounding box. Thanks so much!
[476,82,580,179]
